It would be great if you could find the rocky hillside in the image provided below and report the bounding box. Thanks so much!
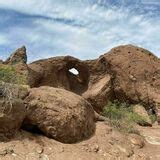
[0,44,160,160]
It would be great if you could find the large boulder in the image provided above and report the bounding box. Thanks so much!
[0,99,26,140]
[24,86,95,143]
[103,45,160,110]
[133,104,152,126]
[82,75,113,113]
[83,56,113,112]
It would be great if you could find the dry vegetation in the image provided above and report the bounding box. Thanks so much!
[102,101,148,134]
[0,64,27,108]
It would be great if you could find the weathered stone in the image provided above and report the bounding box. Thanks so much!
[27,45,160,113]
[133,104,152,126]
[0,99,26,140]
[128,134,145,148]
[5,46,27,65]
[24,86,95,143]
[104,45,160,111]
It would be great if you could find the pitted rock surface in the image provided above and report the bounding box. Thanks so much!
[24,86,95,143]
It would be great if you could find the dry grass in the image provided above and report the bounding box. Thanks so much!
[102,101,147,134]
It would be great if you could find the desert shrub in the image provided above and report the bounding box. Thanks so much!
[102,101,146,134]
[0,64,27,111]
[149,114,157,123]
[0,64,26,84]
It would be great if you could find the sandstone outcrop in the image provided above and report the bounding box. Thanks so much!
[24,86,95,143]
[103,45,160,111]
[27,45,160,114]
[5,46,27,65]
[4,46,29,84]
[0,44,160,159]
[27,56,113,112]
[1,44,159,118]
[28,56,90,92]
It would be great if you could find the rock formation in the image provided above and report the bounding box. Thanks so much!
[103,45,160,111]
[4,46,27,65]
[1,44,159,117]
[27,45,160,114]
[3,46,29,84]
[24,86,95,143]
[0,44,160,159]
[0,99,26,140]
[133,104,152,126]
[0,44,160,138]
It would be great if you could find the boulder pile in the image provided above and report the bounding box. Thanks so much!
[28,45,160,113]
[0,44,159,143]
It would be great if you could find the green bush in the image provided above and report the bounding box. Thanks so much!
[0,64,27,109]
[0,64,26,85]
[150,114,157,123]
[102,101,146,134]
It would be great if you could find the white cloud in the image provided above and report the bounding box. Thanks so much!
[141,0,160,5]
[0,0,159,61]
[0,34,8,45]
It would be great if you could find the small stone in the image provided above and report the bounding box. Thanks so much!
[82,142,88,146]
[129,75,137,81]
[103,153,107,157]
[106,128,112,134]
[108,140,114,145]
[91,144,99,153]
[129,134,144,148]
[12,153,17,157]
[6,148,14,154]
[36,146,43,154]
[59,146,64,153]
[39,154,49,160]
[0,150,7,156]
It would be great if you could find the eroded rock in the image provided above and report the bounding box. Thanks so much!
[27,45,160,113]
[128,134,145,148]
[104,45,160,111]
[24,86,95,143]
[0,99,26,140]
[5,46,27,65]
[133,104,152,126]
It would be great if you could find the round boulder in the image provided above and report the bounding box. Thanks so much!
[24,86,95,143]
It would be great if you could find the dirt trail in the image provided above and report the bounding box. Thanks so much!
[138,125,160,160]
[0,122,149,160]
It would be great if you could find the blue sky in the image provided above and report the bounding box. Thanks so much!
[0,0,160,62]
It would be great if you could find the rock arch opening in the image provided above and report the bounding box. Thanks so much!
[69,68,79,76]
[66,62,90,95]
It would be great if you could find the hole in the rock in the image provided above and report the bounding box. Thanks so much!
[0,88,4,97]
[69,68,79,75]
[22,125,44,135]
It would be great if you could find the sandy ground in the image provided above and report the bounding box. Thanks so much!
[0,122,160,160]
